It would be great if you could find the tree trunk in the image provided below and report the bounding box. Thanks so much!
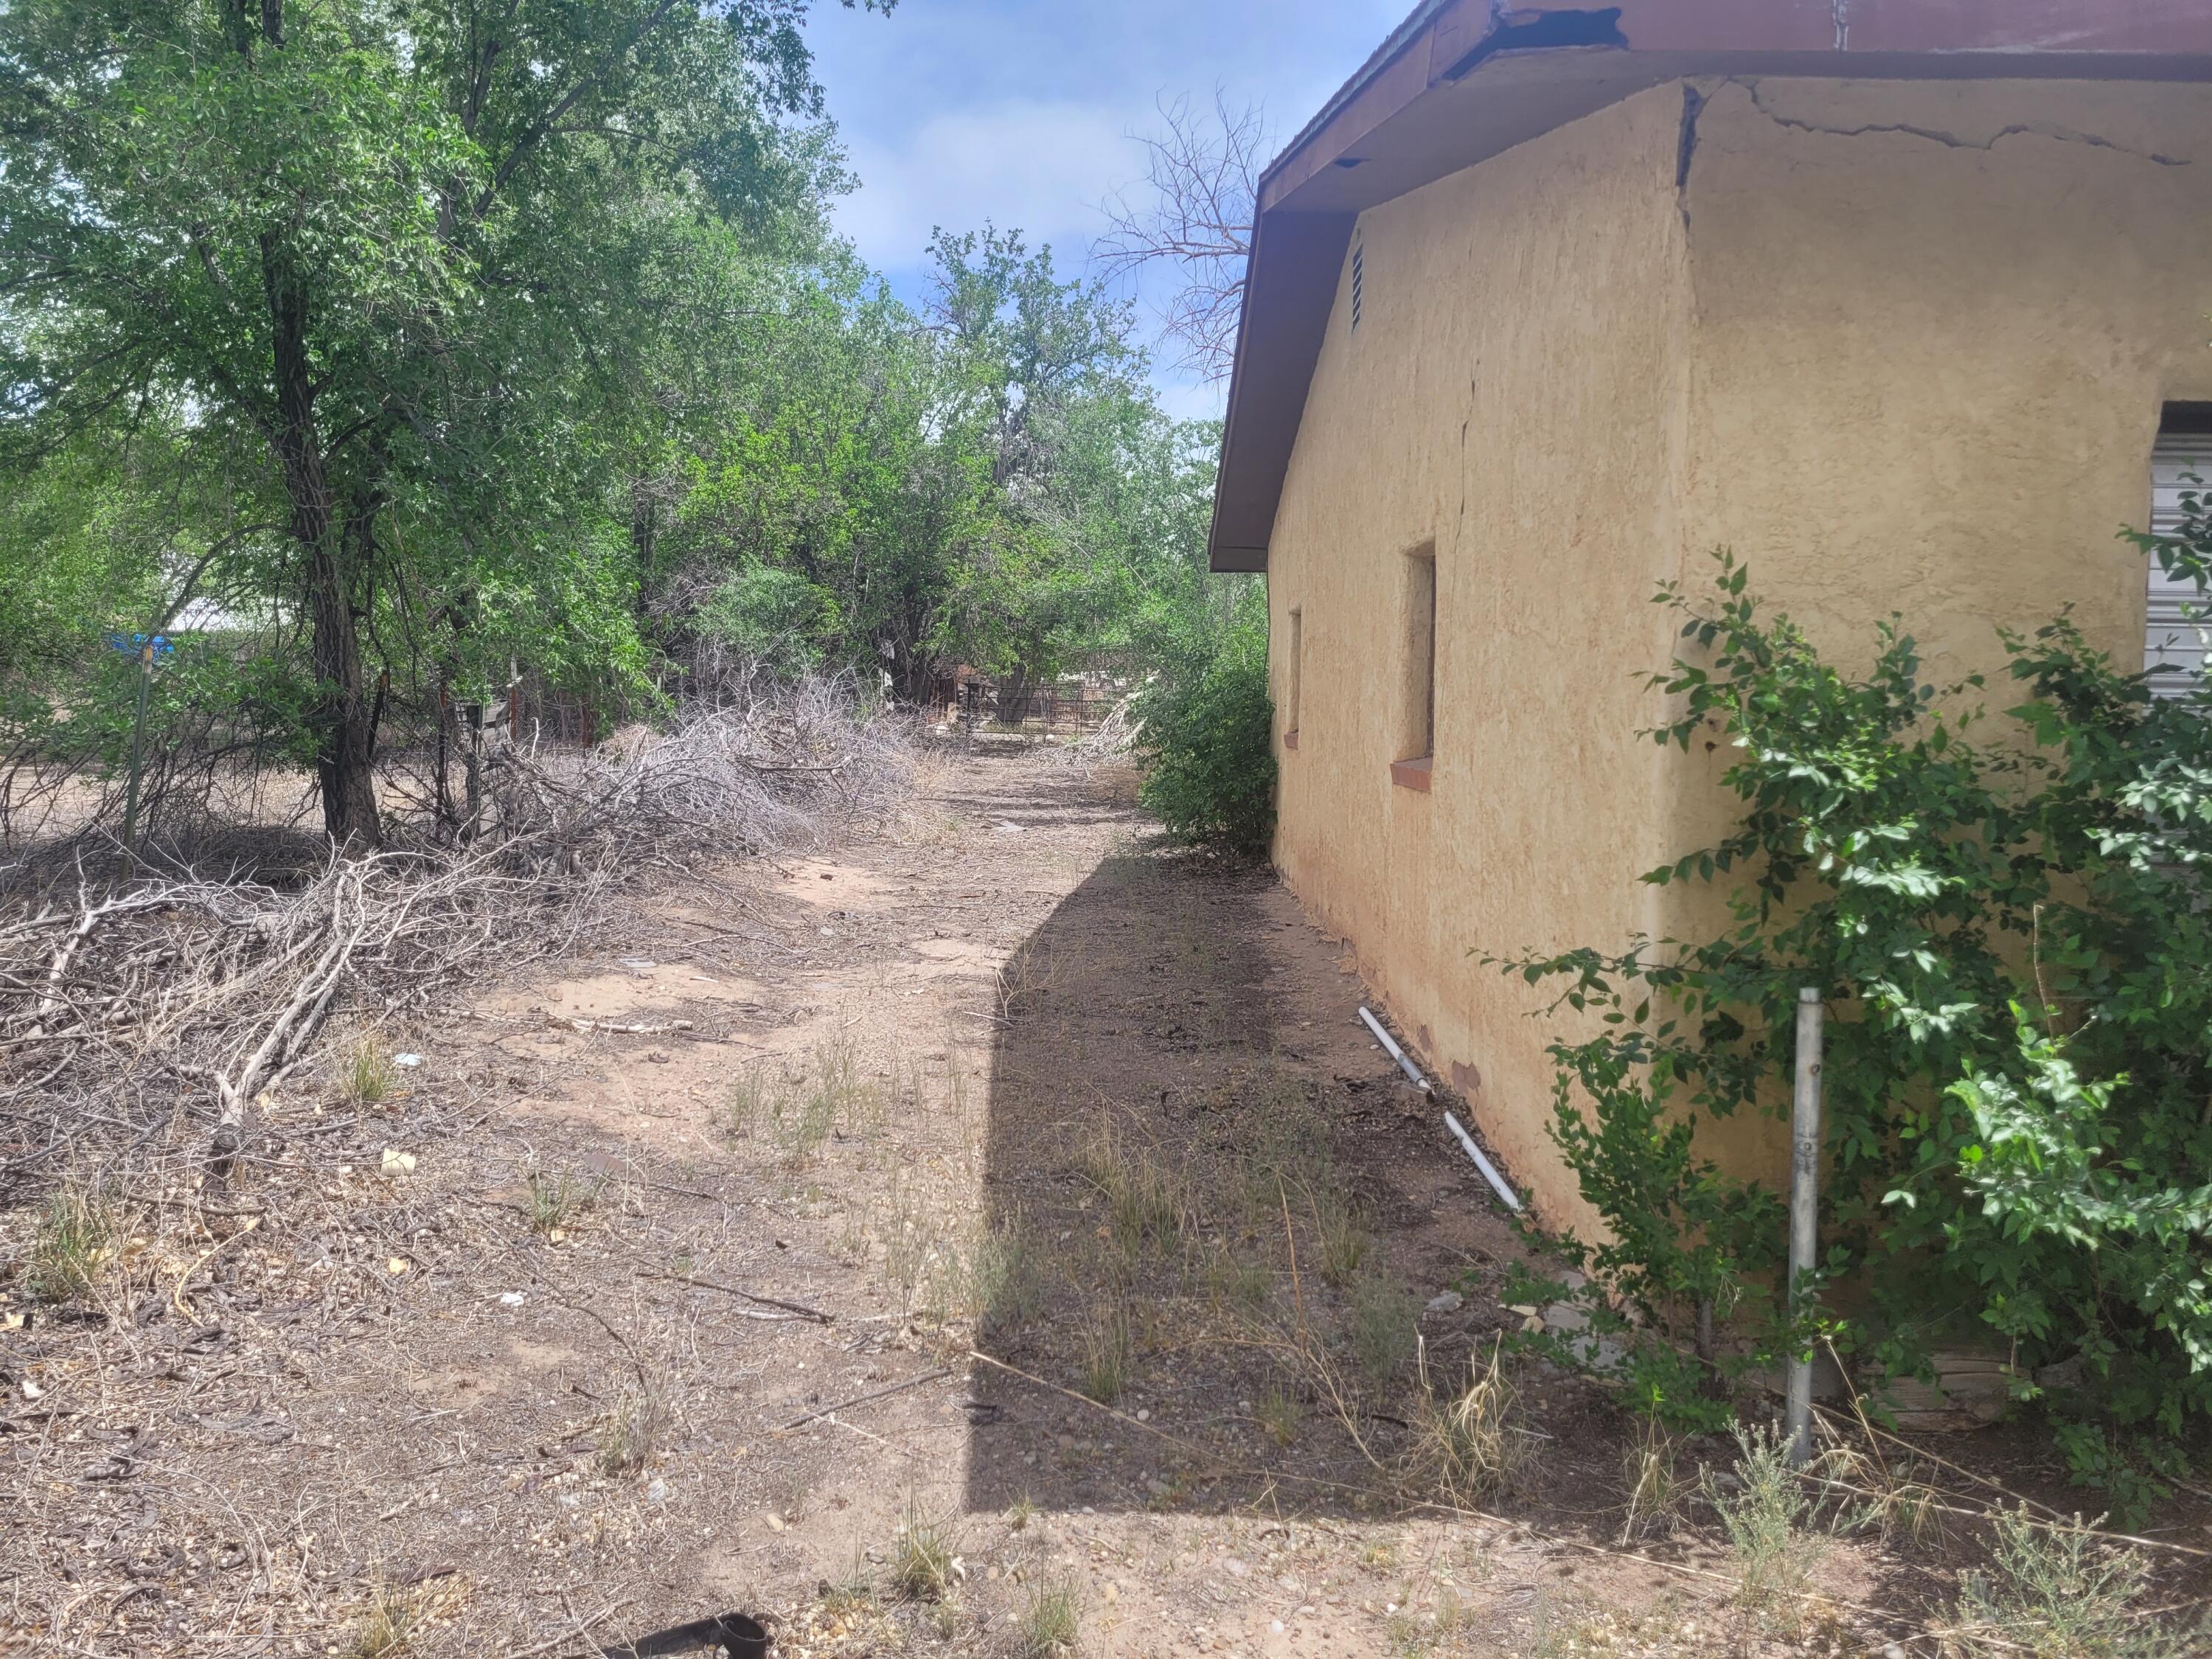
[263,234,380,849]
[1001,662,1033,726]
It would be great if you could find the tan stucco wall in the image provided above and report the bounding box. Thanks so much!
[1265,76,2212,1229]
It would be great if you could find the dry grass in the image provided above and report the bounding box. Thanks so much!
[1818,1439,1947,1551]
[599,1366,672,1477]
[1309,1186,1370,1287]
[344,1574,463,1659]
[889,1489,961,1602]
[1255,1384,1302,1448]
[1080,1304,1133,1405]
[26,1179,119,1304]
[1015,1573,1082,1656]
[1078,1119,1189,1265]
[1618,1416,1687,1543]
[339,1032,398,1107]
[1408,1335,1532,1506]
[1347,1269,1420,1384]
[524,1167,594,1238]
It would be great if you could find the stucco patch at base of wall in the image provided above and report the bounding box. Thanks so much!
[1268,74,2212,1226]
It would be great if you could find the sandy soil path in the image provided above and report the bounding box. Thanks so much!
[4,750,1851,1658]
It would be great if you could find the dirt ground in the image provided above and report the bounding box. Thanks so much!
[4,748,2202,1657]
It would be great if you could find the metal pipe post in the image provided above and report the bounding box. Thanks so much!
[117,641,156,882]
[1786,986,1826,1467]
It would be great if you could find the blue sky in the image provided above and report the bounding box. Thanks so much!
[804,0,1410,417]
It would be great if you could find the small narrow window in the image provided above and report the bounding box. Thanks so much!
[1284,607,1303,749]
[1393,543,1435,790]
[1350,242,1364,333]
[2148,406,2212,697]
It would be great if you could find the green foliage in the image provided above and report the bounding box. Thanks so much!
[1500,543,2212,1502]
[0,0,866,838]
[1135,597,1276,855]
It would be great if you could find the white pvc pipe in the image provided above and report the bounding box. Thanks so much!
[1358,1005,1523,1215]
[1358,1006,1429,1091]
[1445,1111,1524,1215]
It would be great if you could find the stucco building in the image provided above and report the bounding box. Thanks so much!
[1209,1,2212,1225]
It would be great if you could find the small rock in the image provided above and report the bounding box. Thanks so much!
[645,1477,668,1503]
[1425,1291,1464,1315]
[498,1292,526,1307]
[1270,1621,1284,1635]
[765,1512,785,1532]
[393,1052,424,1069]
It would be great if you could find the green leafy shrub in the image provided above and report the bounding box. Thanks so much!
[1498,546,2212,1506]
[1135,615,1276,855]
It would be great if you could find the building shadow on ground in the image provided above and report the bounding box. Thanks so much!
[959,831,1429,1520]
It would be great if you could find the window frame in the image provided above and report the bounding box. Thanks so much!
[1393,541,1436,791]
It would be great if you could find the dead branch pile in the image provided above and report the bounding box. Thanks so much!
[0,676,911,1197]
[1040,693,1143,776]
[483,673,910,877]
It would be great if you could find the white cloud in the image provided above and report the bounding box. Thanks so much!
[831,100,1146,273]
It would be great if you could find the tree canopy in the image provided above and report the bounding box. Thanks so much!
[1,0,1254,849]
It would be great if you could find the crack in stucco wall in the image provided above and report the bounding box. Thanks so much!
[1674,82,1708,226]
[1733,77,2191,167]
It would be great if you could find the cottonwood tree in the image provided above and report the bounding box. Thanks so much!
[659,226,1162,706]
[0,0,881,845]
[1094,91,1267,383]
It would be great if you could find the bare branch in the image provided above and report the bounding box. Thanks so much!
[1093,89,1267,384]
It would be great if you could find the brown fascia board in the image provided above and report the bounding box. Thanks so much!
[1206,0,2212,572]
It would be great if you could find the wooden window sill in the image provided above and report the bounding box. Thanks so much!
[1283,728,1299,751]
[1390,756,1432,792]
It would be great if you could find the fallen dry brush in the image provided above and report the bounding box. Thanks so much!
[0,676,912,1204]
[484,672,911,878]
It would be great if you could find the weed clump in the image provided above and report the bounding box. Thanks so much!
[1203,1240,1272,1315]
[1016,1573,1081,1656]
[1946,1506,2197,1659]
[599,1366,671,1476]
[524,1167,594,1238]
[1310,1188,1369,1287]
[1079,1119,1186,1263]
[1080,1304,1132,1405]
[1408,1336,1530,1505]
[890,1489,960,1601]
[1346,1269,1419,1384]
[1254,1384,1301,1448]
[27,1180,119,1303]
[725,1036,883,1162]
[340,1033,397,1107]
[1707,1421,1822,1618]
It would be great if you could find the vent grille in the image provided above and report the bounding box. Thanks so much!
[1351,243,1364,332]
